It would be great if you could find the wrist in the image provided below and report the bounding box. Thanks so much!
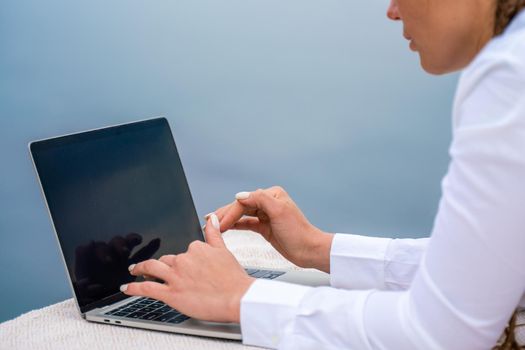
[305,230,334,273]
[228,276,255,323]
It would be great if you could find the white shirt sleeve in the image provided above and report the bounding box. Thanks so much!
[240,13,525,350]
[330,233,428,291]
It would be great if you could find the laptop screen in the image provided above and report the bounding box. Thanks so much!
[30,118,203,313]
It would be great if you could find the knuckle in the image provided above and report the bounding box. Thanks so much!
[177,253,188,264]
[159,255,172,265]
[142,259,155,274]
[141,282,153,294]
[272,185,286,195]
[188,240,203,251]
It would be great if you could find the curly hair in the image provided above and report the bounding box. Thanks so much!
[494,0,525,35]
[493,309,525,350]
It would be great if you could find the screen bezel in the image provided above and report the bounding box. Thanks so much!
[29,117,204,314]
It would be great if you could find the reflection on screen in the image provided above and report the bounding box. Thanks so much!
[31,118,203,310]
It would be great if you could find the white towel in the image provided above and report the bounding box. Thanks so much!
[0,230,296,350]
[3,230,522,349]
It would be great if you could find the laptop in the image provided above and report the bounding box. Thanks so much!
[29,117,329,340]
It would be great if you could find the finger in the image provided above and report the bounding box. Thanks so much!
[232,188,282,220]
[129,259,174,283]
[204,202,232,221]
[219,201,261,232]
[129,238,161,264]
[267,186,289,199]
[120,281,170,302]
[231,217,263,232]
[206,201,248,232]
[204,214,226,248]
[232,217,272,241]
[159,254,177,267]
[216,201,259,220]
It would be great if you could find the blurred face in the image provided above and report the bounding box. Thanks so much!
[387,0,496,74]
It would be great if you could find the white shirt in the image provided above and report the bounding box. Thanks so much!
[240,10,525,350]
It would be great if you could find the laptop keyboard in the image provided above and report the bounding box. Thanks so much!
[104,268,285,323]
[244,268,285,280]
[104,297,190,324]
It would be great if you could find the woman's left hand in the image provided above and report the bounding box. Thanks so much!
[120,213,255,323]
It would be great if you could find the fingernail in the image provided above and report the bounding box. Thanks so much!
[235,191,250,200]
[210,213,220,230]
[120,284,128,292]
[204,212,213,220]
[128,264,136,272]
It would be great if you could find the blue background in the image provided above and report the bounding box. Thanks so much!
[0,0,457,322]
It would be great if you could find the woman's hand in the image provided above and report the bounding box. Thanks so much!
[120,214,255,323]
[213,186,334,273]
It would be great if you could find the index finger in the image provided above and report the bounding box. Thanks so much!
[219,200,258,232]
[205,201,234,221]
[121,281,170,302]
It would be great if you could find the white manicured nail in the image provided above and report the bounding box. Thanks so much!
[204,212,213,220]
[120,284,128,292]
[211,213,220,230]
[128,264,136,272]
[235,191,250,200]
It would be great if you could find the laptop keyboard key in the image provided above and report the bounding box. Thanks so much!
[250,270,271,278]
[141,312,162,320]
[124,306,141,312]
[167,314,189,324]
[140,307,158,313]
[113,311,128,317]
[128,311,147,318]
[154,311,180,322]
[262,272,285,280]
[158,306,173,313]
[245,268,259,275]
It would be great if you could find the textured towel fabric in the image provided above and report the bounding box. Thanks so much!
[0,230,299,350]
[2,230,524,349]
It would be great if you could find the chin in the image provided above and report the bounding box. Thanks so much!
[421,64,449,75]
[419,53,467,75]
[420,58,452,75]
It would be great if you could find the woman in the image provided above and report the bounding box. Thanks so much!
[119,0,525,348]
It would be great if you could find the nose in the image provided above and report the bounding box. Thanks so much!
[387,0,401,21]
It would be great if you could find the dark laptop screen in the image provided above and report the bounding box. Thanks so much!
[30,118,203,312]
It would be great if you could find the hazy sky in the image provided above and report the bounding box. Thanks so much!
[0,0,457,321]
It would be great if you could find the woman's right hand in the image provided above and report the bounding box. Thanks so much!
[211,186,334,273]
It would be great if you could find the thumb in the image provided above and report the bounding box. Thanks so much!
[205,213,226,248]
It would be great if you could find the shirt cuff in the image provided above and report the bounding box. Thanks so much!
[240,278,312,349]
[330,233,392,290]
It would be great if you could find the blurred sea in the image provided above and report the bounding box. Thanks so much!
[0,0,456,322]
